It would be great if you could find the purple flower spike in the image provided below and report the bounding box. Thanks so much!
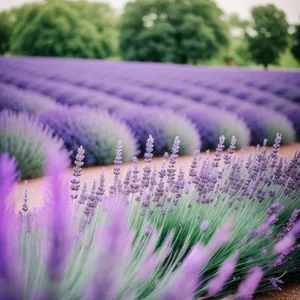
[70,145,85,201]
[167,137,181,185]
[138,231,173,282]
[112,140,123,194]
[271,133,282,158]
[274,233,295,254]
[86,196,132,300]
[207,251,240,296]
[291,220,300,236]
[144,134,154,163]
[208,221,233,252]
[213,135,225,168]
[161,243,205,300]
[0,154,20,297]
[236,267,263,299]
[46,151,71,282]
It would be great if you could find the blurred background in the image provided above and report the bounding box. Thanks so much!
[1,0,300,69]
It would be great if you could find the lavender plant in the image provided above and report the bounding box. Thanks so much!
[118,107,201,155]
[2,132,300,299]
[39,106,138,166]
[0,110,68,180]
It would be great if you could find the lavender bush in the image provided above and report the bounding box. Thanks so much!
[0,110,68,180]
[118,107,201,155]
[39,106,138,166]
[1,133,300,299]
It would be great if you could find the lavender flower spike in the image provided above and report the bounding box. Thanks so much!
[207,251,240,296]
[70,145,85,201]
[0,154,19,298]
[236,267,263,299]
[86,196,132,300]
[208,220,233,252]
[167,136,180,184]
[144,134,154,163]
[274,233,295,254]
[46,150,71,283]
[112,140,123,194]
[161,243,204,300]
[213,135,225,168]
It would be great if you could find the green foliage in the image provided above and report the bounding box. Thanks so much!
[120,0,229,64]
[231,37,253,66]
[9,1,116,58]
[0,11,12,54]
[66,1,117,57]
[246,4,289,69]
[278,47,300,69]
[291,24,300,64]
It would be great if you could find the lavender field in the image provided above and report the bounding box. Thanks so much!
[0,57,300,180]
[1,56,300,299]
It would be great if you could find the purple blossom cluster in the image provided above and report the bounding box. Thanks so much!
[1,132,300,299]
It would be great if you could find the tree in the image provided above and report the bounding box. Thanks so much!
[10,1,113,58]
[246,4,289,69]
[0,11,12,54]
[291,24,300,64]
[120,0,229,64]
[66,1,118,57]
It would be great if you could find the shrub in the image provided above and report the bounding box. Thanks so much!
[39,106,138,166]
[183,106,251,149]
[118,107,201,155]
[0,110,68,180]
[237,107,296,145]
[1,134,300,299]
[0,82,58,115]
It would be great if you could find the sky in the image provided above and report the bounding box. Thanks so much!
[0,0,299,23]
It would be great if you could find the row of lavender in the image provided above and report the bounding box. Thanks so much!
[33,58,300,139]
[0,57,299,179]
[1,57,299,143]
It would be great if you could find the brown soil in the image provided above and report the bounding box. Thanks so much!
[255,282,300,300]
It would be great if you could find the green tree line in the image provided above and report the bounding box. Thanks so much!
[0,0,299,69]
